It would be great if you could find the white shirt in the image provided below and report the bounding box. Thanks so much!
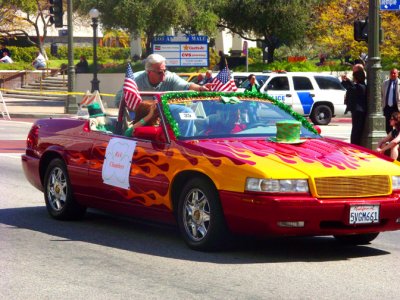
[0,55,13,63]
[35,53,46,65]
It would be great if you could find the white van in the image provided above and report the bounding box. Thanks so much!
[234,71,346,125]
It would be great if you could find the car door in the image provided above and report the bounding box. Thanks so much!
[261,75,293,106]
[292,75,315,115]
[88,125,172,216]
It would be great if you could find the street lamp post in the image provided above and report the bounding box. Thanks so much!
[362,0,386,148]
[89,8,100,92]
[65,0,77,114]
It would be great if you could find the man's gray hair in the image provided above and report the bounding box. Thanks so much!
[145,54,166,71]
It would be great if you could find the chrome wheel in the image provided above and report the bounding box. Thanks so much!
[177,177,229,251]
[47,166,68,212]
[44,158,86,220]
[182,188,211,241]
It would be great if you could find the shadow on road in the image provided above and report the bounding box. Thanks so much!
[0,205,390,264]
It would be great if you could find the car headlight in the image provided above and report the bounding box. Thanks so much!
[245,178,309,193]
[392,176,400,191]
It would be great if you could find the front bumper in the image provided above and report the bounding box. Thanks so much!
[219,190,400,237]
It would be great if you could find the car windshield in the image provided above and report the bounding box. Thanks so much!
[164,95,320,140]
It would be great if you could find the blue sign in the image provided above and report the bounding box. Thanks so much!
[381,0,400,10]
[152,35,209,67]
[153,35,208,43]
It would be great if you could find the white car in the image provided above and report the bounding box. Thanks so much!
[235,72,346,125]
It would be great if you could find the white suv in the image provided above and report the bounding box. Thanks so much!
[235,72,346,125]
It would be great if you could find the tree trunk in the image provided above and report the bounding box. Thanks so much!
[144,31,154,57]
[267,46,275,64]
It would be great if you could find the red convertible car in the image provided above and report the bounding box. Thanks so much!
[22,91,400,251]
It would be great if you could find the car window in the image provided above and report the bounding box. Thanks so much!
[256,75,269,87]
[314,76,346,90]
[179,75,190,81]
[293,76,313,90]
[190,76,200,84]
[234,76,247,87]
[266,77,289,90]
[238,75,269,89]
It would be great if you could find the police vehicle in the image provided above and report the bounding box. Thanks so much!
[234,71,346,125]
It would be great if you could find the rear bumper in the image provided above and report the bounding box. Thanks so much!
[21,154,43,192]
[219,190,400,237]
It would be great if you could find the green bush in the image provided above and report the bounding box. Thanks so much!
[248,47,262,63]
[4,46,38,63]
[50,45,131,61]
[2,45,399,73]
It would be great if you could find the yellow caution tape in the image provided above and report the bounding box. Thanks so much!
[0,87,116,97]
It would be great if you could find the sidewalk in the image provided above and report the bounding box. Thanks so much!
[2,96,72,119]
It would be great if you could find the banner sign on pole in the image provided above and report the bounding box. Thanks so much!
[380,0,400,10]
[242,40,248,56]
[152,35,209,67]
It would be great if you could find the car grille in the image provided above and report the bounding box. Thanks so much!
[314,175,390,198]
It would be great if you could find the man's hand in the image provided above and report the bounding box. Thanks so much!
[204,82,214,91]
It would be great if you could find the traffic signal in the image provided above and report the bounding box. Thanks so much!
[49,0,63,28]
[354,19,368,42]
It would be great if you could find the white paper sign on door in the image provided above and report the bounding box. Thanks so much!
[102,137,137,189]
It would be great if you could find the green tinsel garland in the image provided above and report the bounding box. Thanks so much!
[161,91,318,138]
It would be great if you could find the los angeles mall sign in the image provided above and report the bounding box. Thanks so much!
[152,35,209,67]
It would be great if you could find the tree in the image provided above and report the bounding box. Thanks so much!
[309,1,368,64]
[216,0,319,63]
[0,0,56,56]
[310,0,400,65]
[75,0,220,57]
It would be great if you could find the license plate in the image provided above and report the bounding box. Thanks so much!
[349,205,380,225]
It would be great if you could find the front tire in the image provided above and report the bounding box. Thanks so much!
[44,158,86,220]
[177,178,229,251]
[334,233,379,245]
[310,104,332,125]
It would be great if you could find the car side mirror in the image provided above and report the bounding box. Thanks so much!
[314,125,321,134]
[133,126,166,143]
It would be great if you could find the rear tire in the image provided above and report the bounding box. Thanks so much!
[177,177,229,251]
[44,158,86,220]
[334,233,379,245]
[310,104,332,125]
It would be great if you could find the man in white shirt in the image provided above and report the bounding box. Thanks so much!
[32,51,46,69]
[0,52,13,63]
[381,69,400,133]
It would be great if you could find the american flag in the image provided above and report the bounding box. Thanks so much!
[211,67,237,92]
[123,63,142,110]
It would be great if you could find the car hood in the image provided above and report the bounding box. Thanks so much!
[181,137,400,178]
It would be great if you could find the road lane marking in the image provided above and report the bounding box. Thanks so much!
[0,153,22,158]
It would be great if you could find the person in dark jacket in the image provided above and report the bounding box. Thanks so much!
[346,69,367,146]
[218,50,227,71]
[75,55,89,73]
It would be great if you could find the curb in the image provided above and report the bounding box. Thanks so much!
[331,117,352,123]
